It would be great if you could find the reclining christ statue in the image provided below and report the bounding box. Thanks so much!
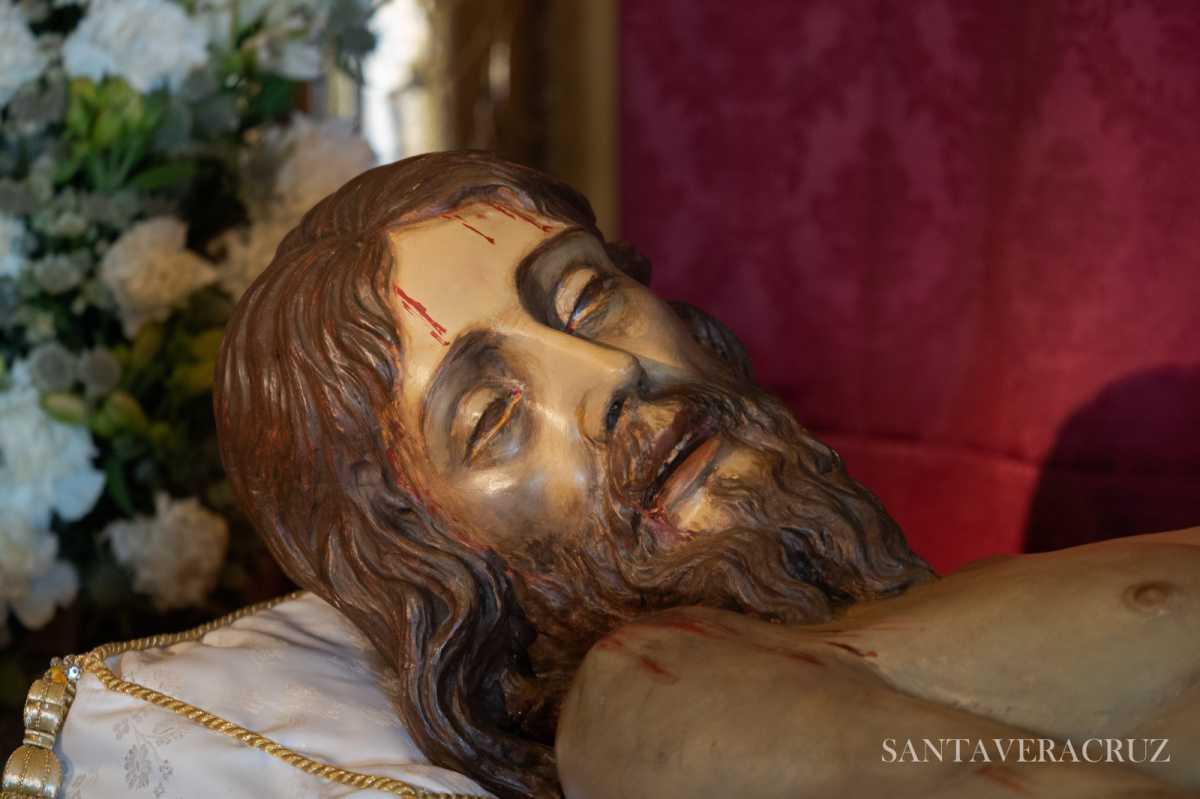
[205,151,1197,799]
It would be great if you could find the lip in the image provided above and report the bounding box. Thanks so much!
[639,413,719,510]
[655,434,722,512]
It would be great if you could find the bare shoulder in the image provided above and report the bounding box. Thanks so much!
[838,526,1200,760]
[564,605,850,698]
[554,601,1198,799]
[555,607,909,799]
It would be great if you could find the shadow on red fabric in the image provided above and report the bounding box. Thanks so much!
[620,0,1200,571]
[1025,364,1200,553]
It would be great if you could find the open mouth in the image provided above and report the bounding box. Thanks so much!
[640,415,720,510]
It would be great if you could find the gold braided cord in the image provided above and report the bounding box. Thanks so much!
[75,592,487,799]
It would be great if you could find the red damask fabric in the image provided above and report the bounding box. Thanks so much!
[620,0,1200,571]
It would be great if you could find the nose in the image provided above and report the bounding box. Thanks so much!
[525,329,645,443]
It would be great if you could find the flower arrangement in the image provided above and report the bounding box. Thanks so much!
[0,0,378,707]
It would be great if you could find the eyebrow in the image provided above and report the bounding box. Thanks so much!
[514,226,590,322]
[419,328,498,443]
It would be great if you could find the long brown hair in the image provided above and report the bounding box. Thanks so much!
[215,152,603,798]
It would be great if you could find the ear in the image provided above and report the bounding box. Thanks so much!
[669,301,754,382]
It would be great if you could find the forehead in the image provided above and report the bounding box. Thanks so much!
[387,201,568,405]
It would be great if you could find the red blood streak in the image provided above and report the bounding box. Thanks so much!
[441,213,495,244]
[976,766,1029,794]
[638,656,678,683]
[393,284,449,346]
[487,202,554,232]
[744,640,825,667]
[824,641,878,658]
[782,651,826,667]
[594,635,625,652]
[487,202,517,221]
[634,615,727,640]
[593,634,678,683]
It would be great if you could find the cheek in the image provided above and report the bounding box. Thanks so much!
[449,448,596,546]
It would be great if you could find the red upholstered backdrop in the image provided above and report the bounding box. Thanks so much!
[619,1,1200,573]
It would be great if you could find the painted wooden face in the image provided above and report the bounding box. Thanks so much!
[389,200,751,552]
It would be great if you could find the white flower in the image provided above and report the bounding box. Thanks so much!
[0,518,79,633]
[253,35,322,81]
[105,493,229,611]
[0,213,30,279]
[0,363,105,529]
[0,3,47,108]
[99,217,217,336]
[214,216,291,299]
[63,0,209,93]
[248,2,328,80]
[215,116,374,299]
[195,0,325,79]
[193,0,274,48]
[270,115,376,221]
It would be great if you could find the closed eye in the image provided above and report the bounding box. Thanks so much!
[555,267,615,334]
[465,388,522,463]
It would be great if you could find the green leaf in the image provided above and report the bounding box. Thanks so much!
[169,361,215,396]
[129,161,198,191]
[41,392,89,425]
[66,95,91,138]
[99,78,135,113]
[249,75,297,123]
[91,108,124,149]
[189,329,224,362]
[89,405,119,438]
[84,156,108,191]
[148,421,175,452]
[130,322,164,371]
[102,391,149,434]
[55,141,90,183]
[105,456,135,515]
[69,77,98,107]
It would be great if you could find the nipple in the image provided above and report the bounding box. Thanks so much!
[1123,580,1177,614]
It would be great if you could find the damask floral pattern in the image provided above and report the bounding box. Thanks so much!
[621,0,1200,569]
[55,593,490,798]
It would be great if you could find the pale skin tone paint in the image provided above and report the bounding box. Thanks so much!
[387,199,744,550]
[387,202,1200,798]
[558,528,1200,798]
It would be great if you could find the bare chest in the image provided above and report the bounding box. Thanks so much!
[844,533,1200,739]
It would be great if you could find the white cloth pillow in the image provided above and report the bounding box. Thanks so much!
[55,592,491,797]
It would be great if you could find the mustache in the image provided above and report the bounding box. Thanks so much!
[497,383,934,750]
[603,379,770,515]
[516,381,931,638]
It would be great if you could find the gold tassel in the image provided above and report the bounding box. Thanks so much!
[1,664,78,799]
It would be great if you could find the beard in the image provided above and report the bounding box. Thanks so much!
[498,380,935,742]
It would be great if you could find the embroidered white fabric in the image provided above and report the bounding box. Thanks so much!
[56,592,492,797]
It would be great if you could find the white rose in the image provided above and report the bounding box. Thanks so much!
[193,0,275,48]
[63,0,209,93]
[270,115,376,221]
[105,493,229,611]
[99,216,217,336]
[254,35,323,81]
[0,363,105,529]
[0,518,79,633]
[0,3,47,108]
[0,213,30,279]
[214,216,291,299]
[214,116,374,299]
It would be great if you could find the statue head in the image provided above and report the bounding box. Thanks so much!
[214,151,932,798]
